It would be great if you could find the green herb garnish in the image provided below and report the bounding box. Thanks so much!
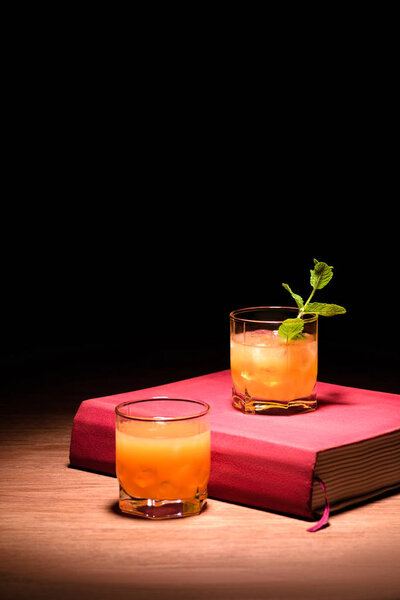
[278,259,346,341]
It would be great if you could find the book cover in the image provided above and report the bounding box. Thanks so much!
[69,370,400,522]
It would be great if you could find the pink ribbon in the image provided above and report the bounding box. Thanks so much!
[307,477,330,532]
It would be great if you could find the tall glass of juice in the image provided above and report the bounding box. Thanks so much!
[230,307,318,415]
[115,398,210,519]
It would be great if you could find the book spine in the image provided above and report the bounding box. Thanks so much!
[69,400,317,519]
[69,400,116,476]
[209,430,316,519]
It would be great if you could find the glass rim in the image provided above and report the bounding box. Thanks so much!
[115,398,210,421]
[229,306,318,324]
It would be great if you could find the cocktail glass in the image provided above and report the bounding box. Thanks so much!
[115,398,210,519]
[230,307,318,415]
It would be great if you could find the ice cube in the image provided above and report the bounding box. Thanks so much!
[134,468,157,488]
[157,481,177,498]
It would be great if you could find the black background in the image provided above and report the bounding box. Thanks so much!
[1,76,399,404]
[2,182,398,402]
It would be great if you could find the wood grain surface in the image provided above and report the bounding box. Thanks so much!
[1,371,400,600]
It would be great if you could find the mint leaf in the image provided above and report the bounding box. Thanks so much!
[278,318,305,341]
[304,302,347,317]
[282,283,304,309]
[310,261,333,290]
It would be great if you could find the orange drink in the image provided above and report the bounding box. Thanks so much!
[115,398,210,519]
[230,307,318,415]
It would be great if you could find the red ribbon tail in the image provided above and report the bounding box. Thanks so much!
[307,476,330,532]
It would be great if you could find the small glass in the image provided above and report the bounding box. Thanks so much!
[115,398,210,519]
[230,307,318,415]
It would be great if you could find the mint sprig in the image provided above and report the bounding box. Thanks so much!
[278,259,346,341]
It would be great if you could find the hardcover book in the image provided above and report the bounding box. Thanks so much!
[69,370,400,524]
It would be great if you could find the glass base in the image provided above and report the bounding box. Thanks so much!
[232,387,317,415]
[118,485,207,519]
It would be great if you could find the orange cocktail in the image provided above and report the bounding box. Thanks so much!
[230,307,318,415]
[115,398,210,519]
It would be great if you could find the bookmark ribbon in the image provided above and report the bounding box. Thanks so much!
[307,477,330,532]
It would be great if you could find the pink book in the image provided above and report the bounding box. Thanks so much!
[69,370,400,524]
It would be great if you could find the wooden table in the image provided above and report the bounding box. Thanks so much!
[1,366,399,600]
